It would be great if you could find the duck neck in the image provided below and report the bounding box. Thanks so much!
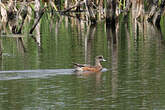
[95,59,101,67]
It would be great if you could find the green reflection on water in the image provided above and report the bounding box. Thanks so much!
[1,14,165,110]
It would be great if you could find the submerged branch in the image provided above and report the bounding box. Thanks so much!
[29,7,46,34]
[18,37,26,52]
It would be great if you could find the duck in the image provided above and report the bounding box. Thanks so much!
[73,55,106,72]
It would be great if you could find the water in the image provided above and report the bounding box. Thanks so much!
[1,14,165,110]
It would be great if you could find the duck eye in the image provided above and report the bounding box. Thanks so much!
[99,56,103,59]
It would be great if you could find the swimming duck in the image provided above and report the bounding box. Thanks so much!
[73,55,106,72]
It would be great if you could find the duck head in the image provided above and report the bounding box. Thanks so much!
[95,55,106,62]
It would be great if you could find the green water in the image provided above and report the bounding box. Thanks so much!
[1,15,165,110]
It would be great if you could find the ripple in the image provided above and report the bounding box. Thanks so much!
[0,69,75,80]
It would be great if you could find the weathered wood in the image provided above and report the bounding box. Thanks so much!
[7,0,18,34]
[0,2,8,23]
[153,0,165,27]
[147,0,158,22]
[122,0,132,14]
[85,0,96,23]
[62,1,85,13]
[98,0,105,19]
[148,0,165,27]
[17,4,28,34]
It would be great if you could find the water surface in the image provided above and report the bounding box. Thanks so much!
[0,15,165,110]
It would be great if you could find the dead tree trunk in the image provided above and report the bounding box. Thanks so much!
[17,3,28,34]
[29,0,45,34]
[7,0,18,33]
[147,0,159,21]
[85,0,96,23]
[153,0,165,27]
[64,0,72,9]
[123,0,132,17]
[98,0,105,20]
[148,0,165,27]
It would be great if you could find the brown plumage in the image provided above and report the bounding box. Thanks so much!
[73,55,106,72]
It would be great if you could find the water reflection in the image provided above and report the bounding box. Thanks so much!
[85,24,96,64]
[0,14,165,110]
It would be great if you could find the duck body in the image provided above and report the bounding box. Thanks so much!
[73,55,106,72]
[74,64,102,72]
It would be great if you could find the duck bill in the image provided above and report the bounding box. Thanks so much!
[102,59,106,61]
